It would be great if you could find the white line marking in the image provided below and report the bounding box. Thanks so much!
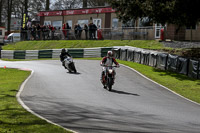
[16,68,78,133]
[120,64,200,106]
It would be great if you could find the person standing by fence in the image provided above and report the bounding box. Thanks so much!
[36,24,41,40]
[62,24,66,39]
[84,24,88,40]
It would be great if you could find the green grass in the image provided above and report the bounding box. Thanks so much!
[3,40,168,50]
[0,68,71,133]
[118,60,200,103]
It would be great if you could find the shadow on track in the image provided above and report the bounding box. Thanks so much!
[67,72,81,75]
[110,89,140,96]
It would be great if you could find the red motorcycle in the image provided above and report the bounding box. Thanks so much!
[101,65,119,91]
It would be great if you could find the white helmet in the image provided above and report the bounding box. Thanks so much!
[107,51,113,57]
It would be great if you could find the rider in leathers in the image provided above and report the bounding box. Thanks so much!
[100,51,119,87]
[60,48,71,69]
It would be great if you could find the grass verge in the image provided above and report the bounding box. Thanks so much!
[2,40,168,50]
[0,68,71,133]
[117,60,200,104]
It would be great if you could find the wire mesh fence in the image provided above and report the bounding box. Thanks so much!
[18,26,157,41]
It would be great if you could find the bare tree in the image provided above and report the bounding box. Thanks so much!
[52,0,82,10]
[0,0,5,26]
[87,0,108,7]
[46,0,49,10]
[83,0,87,8]
[7,0,13,33]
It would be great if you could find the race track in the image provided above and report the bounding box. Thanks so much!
[1,59,200,133]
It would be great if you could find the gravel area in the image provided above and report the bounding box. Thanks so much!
[162,41,200,49]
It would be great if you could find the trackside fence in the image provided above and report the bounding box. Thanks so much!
[112,46,200,79]
[0,46,199,79]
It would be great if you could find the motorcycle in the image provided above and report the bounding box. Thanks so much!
[63,56,77,73]
[101,65,119,91]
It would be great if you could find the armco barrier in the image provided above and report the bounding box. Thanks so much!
[156,53,168,70]
[149,51,158,67]
[14,51,25,59]
[52,49,61,58]
[25,50,38,59]
[1,50,14,59]
[177,57,188,75]
[68,49,84,58]
[101,47,112,57]
[188,59,199,79]
[84,48,101,58]
[166,54,178,72]
[39,50,53,58]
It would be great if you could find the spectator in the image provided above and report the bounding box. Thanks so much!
[77,24,82,39]
[41,25,46,40]
[91,23,97,39]
[66,23,71,39]
[74,24,78,39]
[36,24,41,40]
[62,23,66,39]
[89,22,93,40]
[31,25,36,40]
[84,24,88,40]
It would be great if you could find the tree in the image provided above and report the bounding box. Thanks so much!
[7,0,13,33]
[108,0,200,27]
[46,0,49,10]
[0,0,5,26]
[83,0,87,8]
[87,0,108,7]
[52,0,82,10]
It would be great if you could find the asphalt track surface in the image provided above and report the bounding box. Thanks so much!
[1,60,200,133]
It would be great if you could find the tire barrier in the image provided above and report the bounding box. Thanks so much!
[112,48,120,59]
[25,50,38,59]
[127,48,134,62]
[141,50,150,65]
[166,54,178,72]
[101,47,112,57]
[52,49,61,59]
[84,48,101,58]
[1,47,199,79]
[177,57,189,75]
[134,49,141,63]
[120,48,127,61]
[1,50,14,59]
[39,50,53,59]
[112,46,200,79]
[188,59,199,79]
[156,53,168,70]
[68,49,84,58]
[14,51,26,59]
[149,51,158,67]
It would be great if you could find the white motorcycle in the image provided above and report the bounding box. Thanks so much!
[64,56,77,73]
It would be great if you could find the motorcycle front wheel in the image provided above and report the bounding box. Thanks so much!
[107,77,113,91]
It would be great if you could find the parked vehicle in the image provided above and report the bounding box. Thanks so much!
[101,65,118,91]
[4,33,20,43]
[64,56,77,73]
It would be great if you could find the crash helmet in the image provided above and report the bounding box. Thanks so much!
[107,51,113,57]
[61,48,68,53]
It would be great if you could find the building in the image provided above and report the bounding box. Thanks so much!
[38,7,200,41]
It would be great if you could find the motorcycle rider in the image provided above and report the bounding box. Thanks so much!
[100,51,119,87]
[60,48,71,69]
